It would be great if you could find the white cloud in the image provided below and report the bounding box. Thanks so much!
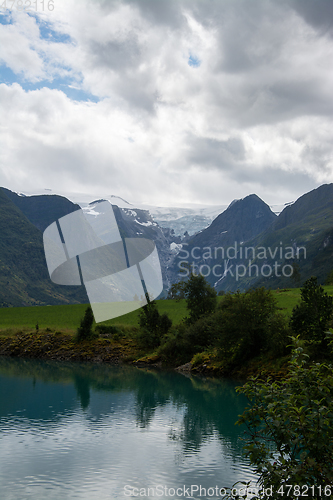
[0,13,45,81]
[0,0,333,206]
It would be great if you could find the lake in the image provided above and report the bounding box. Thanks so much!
[0,357,256,499]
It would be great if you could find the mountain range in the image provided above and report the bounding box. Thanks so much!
[170,184,333,292]
[0,184,332,308]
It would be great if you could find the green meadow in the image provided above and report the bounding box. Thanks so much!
[274,285,333,315]
[0,286,332,335]
[0,298,189,334]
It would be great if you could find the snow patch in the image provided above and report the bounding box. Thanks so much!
[135,220,156,226]
[124,209,138,217]
[170,242,182,252]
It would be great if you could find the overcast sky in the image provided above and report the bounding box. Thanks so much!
[0,0,332,207]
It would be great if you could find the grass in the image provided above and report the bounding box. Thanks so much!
[272,285,333,316]
[1,286,332,336]
[0,299,189,335]
[272,288,302,316]
[0,303,89,332]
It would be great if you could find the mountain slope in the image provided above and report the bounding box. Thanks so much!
[83,201,180,293]
[188,194,277,249]
[168,194,277,286]
[219,184,333,291]
[0,189,88,307]
[270,183,333,231]
[1,188,81,232]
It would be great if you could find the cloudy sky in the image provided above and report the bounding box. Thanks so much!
[0,0,332,207]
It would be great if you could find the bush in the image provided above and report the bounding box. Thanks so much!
[235,339,333,497]
[158,286,291,369]
[184,273,217,324]
[167,281,187,300]
[158,325,193,366]
[290,276,333,348]
[216,288,290,368]
[137,300,172,349]
[185,314,220,351]
[76,306,96,341]
[95,324,121,336]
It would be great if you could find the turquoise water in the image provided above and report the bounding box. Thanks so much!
[0,357,256,499]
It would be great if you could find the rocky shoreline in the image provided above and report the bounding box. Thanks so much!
[0,330,289,380]
[0,331,135,365]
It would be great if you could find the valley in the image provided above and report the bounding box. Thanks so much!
[0,183,332,308]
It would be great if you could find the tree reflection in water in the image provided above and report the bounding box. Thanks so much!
[0,357,247,457]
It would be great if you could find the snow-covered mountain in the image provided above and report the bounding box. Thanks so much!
[15,188,285,237]
[4,185,324,306]
[142,204,227,236]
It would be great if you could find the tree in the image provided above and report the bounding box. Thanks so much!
[216,287,289,368]
[167,280,187,300]
[232,339,333,498]
[76,305,95,341]
[138,300,172,349]
[184,273,217,324]
[290,276,333,347]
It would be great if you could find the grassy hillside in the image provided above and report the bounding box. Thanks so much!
[1,286,332,334]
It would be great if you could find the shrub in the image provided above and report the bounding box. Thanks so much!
[137,300,172,349]
[235,339,333,496]
[290,276,333,348]
[184,273,217,324]
[185,314,220,351]
[191,352,208,367]
[95,324,120,336]
[216,288,290,368]
[167,281,187,300]
[76,306,96,341]
[158,325,193,366]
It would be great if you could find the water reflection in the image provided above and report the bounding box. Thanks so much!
[0,357,255,499]
[73,374,91,410]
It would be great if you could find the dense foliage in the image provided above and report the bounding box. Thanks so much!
[229,340,333,499]
[184,273,217,324]
[158,284,290,369]
[167,273,217,323]
[216,287,290,368]
[137,299,172,348]
[290,276,333,349]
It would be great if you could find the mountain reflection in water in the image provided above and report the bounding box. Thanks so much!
[0,357,256,500]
